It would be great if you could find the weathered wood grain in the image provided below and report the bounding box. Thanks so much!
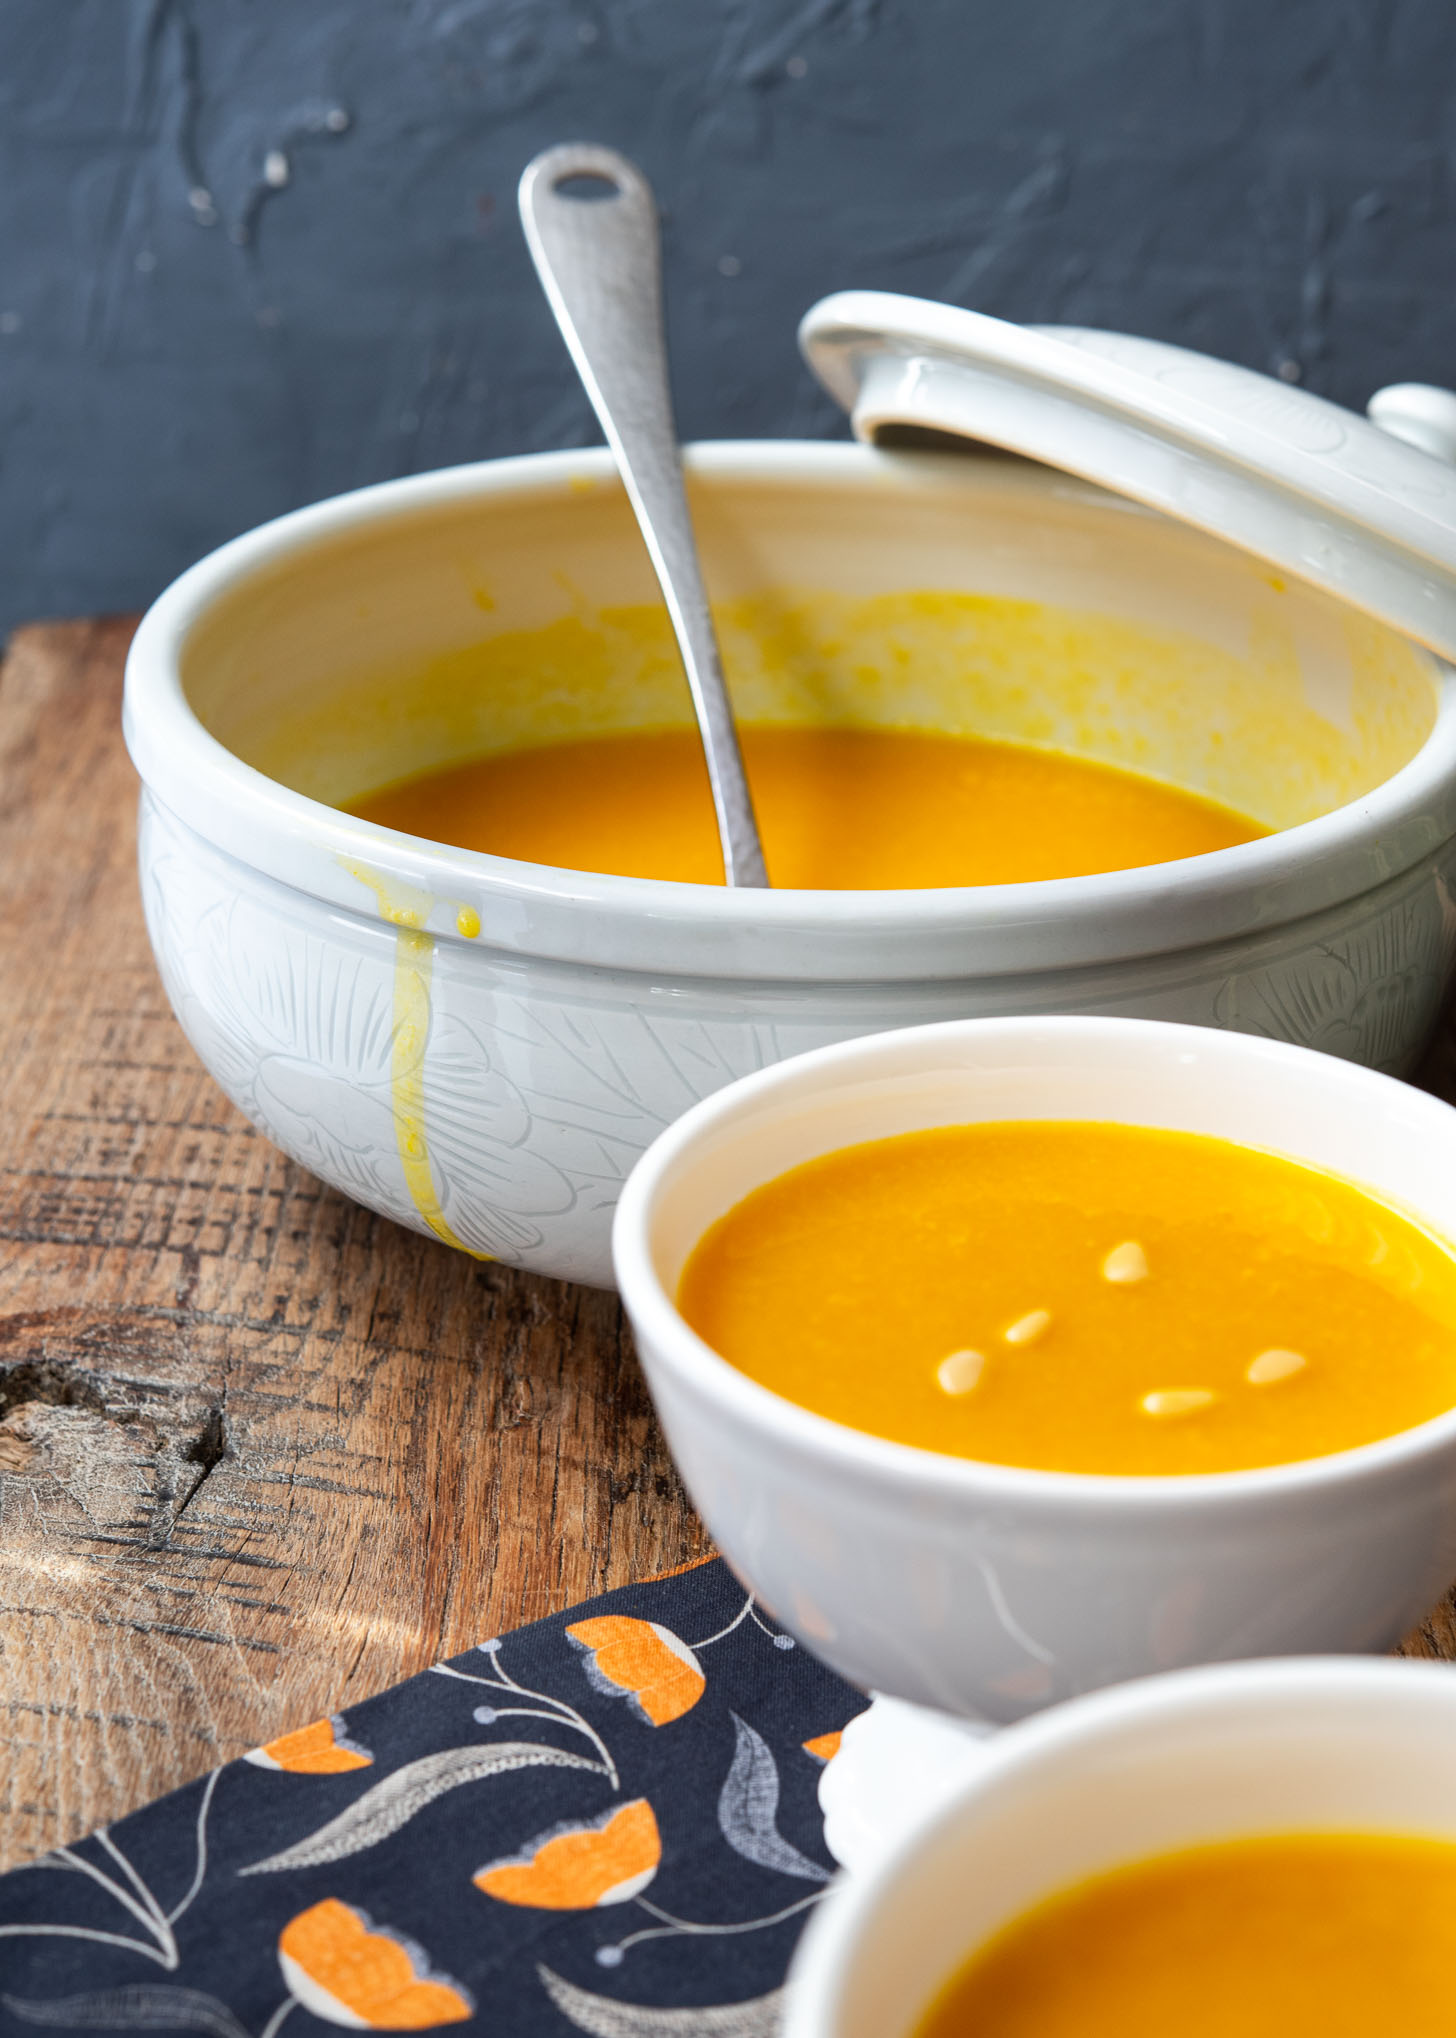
[0,617,708,1870]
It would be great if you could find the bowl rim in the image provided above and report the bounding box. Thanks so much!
[783,1653,1456,2038]
[122,440,1456,982]
[612,1013,1456,1510]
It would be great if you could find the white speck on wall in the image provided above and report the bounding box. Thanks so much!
[264,150,291,188]
[786,53,808,76]
[0,311,21,335]
[717,253,741,276]
[188,185,217,225]
[325,106,351,131]
[135,249,157,273]
[1277,358,1303,383]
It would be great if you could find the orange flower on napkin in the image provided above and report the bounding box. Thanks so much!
[246,1714,373,1775]
[566,1615,705,1725]
[278,1898,472,2028]
[474,1798,661,1909]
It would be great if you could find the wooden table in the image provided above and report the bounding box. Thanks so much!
[0,618,709,1871]
[1,617,1453,1874]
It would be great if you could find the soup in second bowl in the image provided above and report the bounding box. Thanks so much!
[914,1830,1456,2038]
[676,1122,1456,1475]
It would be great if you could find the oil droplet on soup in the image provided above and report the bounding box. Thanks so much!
[912,1832,1456,2038]
[349,727,1263,888]
[674,1123,1456,1476]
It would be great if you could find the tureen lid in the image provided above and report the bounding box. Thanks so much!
[800,289,1456,663]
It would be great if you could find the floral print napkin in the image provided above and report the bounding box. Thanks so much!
[0,1559,863,2035]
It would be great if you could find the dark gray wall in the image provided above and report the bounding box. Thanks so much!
[3,0,1454,635]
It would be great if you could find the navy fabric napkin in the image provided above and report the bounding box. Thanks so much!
[0,1559,862,2036]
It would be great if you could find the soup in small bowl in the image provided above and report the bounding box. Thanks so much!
[677,1116,1456,1478]
[783,1657,1456,2038]
[123,444,1456,1283]
[612,1015,1456,1723]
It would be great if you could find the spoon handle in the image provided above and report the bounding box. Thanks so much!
[519,143,769,889]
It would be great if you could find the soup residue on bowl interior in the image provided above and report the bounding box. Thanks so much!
[348,727,1264,887]
[675,1122,1456,1476]
[913,1830,1456,2038]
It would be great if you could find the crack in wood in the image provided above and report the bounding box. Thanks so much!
[75,1531,288,1571]
[173,1403,231,1528]
[86,1612,280,1653]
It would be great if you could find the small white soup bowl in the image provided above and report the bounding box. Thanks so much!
[783,1656,1456,2038]
[123,443,1456,1285]
[613,1016,1456,1725]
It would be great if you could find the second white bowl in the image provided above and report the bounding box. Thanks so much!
[784,1656,1456,2038]
[614,1016,1456,1719]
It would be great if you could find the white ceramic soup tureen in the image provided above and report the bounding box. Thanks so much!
[123,294,1456,1284]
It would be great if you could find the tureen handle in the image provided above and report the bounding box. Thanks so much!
[1368,383,1456,467]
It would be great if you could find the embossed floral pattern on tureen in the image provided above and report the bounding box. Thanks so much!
[139,793,1456,1286]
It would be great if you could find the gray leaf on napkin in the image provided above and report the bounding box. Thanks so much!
[241,1741,602,1873]
[2,1988,252,2038]
[717,1714,830,1882]
[540,1966,785,2036]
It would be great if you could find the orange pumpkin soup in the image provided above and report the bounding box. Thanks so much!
[349,727,1261,887]
[675,1123,1456,1475]
[914,1832,1456,2038]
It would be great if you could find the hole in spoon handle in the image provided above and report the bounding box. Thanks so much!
[519,143,770,889]
[551,170,624,203]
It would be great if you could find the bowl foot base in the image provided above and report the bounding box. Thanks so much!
[819,1693,1001,1874]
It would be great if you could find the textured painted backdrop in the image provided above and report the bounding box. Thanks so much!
[3,0,1454,634]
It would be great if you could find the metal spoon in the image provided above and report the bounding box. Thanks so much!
[518,143,769,889]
